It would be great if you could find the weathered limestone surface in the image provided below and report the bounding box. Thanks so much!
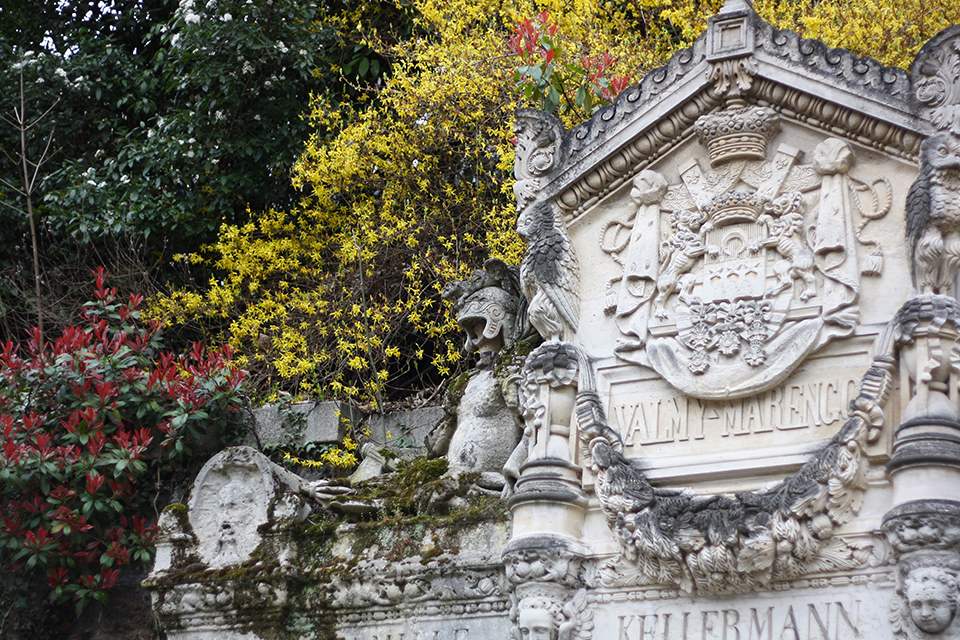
[147,8,960,640]
[248,401,359,448]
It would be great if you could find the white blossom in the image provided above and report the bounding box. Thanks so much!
[184,11,200,24]
[222,13,232,21]
[276,41,288,53]
[242,60,254,74]
[55,68,67,78]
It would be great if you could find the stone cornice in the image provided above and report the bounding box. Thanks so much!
[532,12,929,224]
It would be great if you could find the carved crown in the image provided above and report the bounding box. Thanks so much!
[702,190,760,226]
[694,105,781,166]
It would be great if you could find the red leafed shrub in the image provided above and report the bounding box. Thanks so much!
[0,268,247,614]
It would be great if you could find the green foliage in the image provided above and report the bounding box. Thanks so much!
[0,0,416,344]
[6,0,959,406]
[0,269,247,615]
[150,0,668,402]
[511,11,632,119]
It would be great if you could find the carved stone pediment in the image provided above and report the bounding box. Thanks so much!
[512,8,929,489]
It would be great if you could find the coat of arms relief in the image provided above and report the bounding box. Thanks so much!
[600,99,892,399]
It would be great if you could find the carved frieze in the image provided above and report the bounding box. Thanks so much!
[327,563,505,610]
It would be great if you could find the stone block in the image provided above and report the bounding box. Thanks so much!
[248,401,359,447]
[301,401,361,444]
[365,406,445,448]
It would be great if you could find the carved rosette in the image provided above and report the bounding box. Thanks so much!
[913,26,960,135]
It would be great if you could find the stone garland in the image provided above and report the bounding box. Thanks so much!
[573,327,897,594]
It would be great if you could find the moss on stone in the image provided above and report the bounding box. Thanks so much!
[147,456,510,640]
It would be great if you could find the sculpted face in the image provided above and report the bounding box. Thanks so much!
[518,607,555,640]
[906,574,957,634]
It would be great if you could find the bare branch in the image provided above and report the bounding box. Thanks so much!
[0,176,27,196]
[26,100,61,132]
[0,198,26,215]
[27,132,56,194]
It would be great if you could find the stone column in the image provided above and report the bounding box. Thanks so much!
[509,342,589,543]
[887,296,960,509]
[884,296,960,640]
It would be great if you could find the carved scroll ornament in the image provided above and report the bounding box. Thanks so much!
[913,26,960,135]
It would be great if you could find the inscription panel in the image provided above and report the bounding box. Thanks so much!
[592,585,891,640]
[598,339,880,457]
[338,613,510,640]
[610,371,860,448]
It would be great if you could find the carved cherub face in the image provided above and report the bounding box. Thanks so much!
[905,567,958,634]
[518,607,556,640]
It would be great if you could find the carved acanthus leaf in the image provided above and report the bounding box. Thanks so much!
[912,25,960,135]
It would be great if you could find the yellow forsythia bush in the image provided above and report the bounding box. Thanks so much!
[151,0,960,404]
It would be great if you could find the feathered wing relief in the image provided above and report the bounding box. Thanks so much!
[518,200,581,342]
[906,133,960,295]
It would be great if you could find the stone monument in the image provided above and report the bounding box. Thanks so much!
[146,6,960,640]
